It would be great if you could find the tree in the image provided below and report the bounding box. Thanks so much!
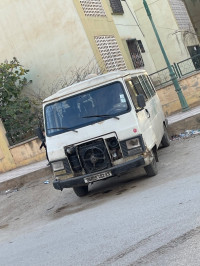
[0,58,39,144]
[27,57,105,109]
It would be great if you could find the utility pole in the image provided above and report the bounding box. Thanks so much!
[143,0,189,111]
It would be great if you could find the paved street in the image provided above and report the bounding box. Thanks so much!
[0,135,200,265]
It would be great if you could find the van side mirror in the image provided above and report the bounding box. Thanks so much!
[35,127,45,141]
[137,94,146,109]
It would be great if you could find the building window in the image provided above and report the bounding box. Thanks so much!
[95,35,127,72]
[169,0,194,31]
[109,0,124,14]
[139,75,155,98]
[126,39,144,69]
[80,0,106,17]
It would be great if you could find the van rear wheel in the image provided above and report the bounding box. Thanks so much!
[73,186,88,197]
[144,152,158,177]
[161,126,170,147]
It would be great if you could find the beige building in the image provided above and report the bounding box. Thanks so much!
[183,0,200,44]
[0,1,97,93]
[0,0,199,95]
[117,0,199,71]
[0,0,133,95]
[110,0,157,74]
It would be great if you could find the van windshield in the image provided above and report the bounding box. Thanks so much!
[45,81,130,136]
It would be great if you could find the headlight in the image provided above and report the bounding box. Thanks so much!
[51,161,64,171]
[126,138,140,150]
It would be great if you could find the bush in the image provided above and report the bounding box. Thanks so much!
[0,58,40,145]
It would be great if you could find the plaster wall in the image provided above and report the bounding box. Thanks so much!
[73,0,133,72]
[184,0,200,43]
[110,1,157,74]
[0,134,46,173]
[157,72,200,116]
[0,120,16,173]
[0,0,96,94]
[129,0,199,71]
[10,138,46,167]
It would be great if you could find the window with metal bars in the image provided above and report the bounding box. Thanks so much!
[126,39,144,69]
[109,0,124,14]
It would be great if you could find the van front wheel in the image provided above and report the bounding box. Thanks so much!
[73,186,88,197]
[144,153,158,177]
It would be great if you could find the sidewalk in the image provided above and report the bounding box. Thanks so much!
[167,105,200,125]
[1,105,200,192]
[0,160,52,192]
[167,105,200,136]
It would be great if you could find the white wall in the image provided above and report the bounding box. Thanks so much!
[0,0,96,94]
[111,1,157,74]
[127,0,199,71]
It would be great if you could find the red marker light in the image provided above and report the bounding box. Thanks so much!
[133,128,137,133]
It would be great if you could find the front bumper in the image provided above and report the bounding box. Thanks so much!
[53,156,145,191]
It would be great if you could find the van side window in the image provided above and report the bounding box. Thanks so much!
[147,76,156,95]
[139,75,156,98]
[131,76,148,100]
[125,79,140,110]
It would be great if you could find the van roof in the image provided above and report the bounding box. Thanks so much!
[43,69,146,103]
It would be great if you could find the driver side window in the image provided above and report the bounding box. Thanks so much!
[126,76,148,110]
[125,79,140,110]
[131,76,148,100]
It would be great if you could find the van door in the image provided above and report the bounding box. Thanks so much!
[138,75,164,146]
[125,76,157,150]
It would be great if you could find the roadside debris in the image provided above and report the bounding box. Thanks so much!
[171,129,200,140]
[44,180,50,184]
[4,189,18,195]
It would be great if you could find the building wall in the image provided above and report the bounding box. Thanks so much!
[73,0,133,72]
[0,0,96,94]
[0,120,16,173]
[110,0,157,74]
[0,0,198,95]
[128,0,199,71]
[0,125,46,173]
[157,72,200,116]
[10,138,46,168]
[184,0,200,43]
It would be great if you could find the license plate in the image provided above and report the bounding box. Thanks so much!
[84,171,112,184]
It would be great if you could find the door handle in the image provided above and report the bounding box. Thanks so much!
[145,109,150,118]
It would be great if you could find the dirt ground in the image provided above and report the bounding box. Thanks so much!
[1,134,200,243]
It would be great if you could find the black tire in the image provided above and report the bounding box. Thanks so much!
[73,186,88,197]
[161,126,170,147]
[144,153,158,177]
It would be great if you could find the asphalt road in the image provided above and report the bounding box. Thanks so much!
[1,135,200,266]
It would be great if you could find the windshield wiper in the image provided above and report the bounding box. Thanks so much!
[47,127,78,133]
[82,114,119,120]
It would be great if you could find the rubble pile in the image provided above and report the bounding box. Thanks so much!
[171,129,200,140]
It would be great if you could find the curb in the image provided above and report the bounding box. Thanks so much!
[0,166,52,192]
[168,113,200,136]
